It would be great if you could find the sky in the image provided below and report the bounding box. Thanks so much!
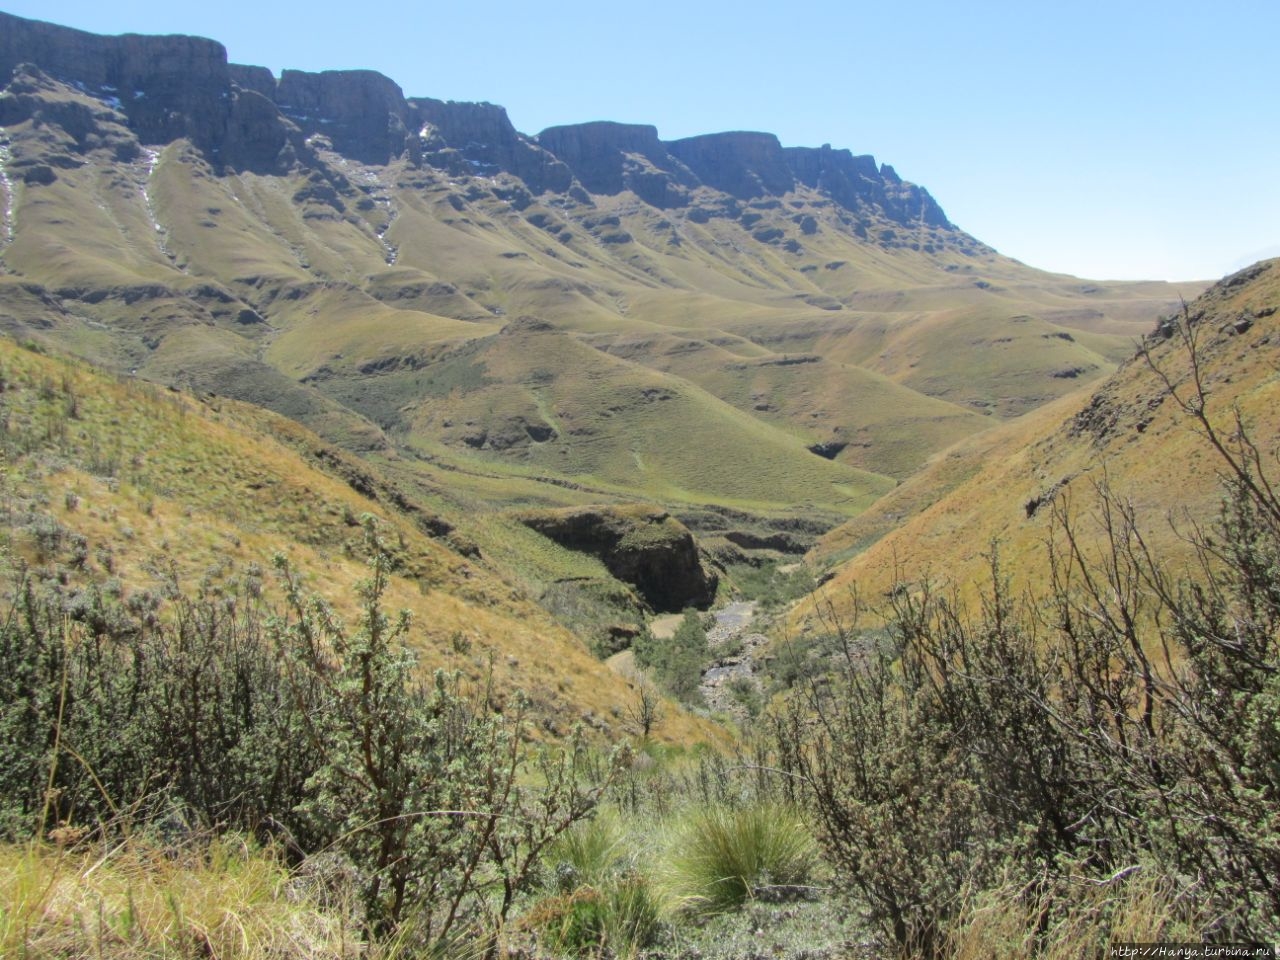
[4,0,1278,282]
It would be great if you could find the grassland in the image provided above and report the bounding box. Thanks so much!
[0,335,722,746]
[800,259,1280,625]
[0,71,1203,538]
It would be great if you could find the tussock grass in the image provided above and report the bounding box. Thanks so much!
[659,803,817,914]
[524,877,664,960]
[546,812,634,890]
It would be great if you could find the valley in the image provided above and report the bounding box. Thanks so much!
[0,9,1276,959]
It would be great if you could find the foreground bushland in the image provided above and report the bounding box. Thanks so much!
[776,319,1280,954]
[0,521,614,953]
[4,314,1278,959]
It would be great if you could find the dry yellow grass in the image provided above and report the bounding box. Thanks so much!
[944,868,1205,960]
[0,337,721,747]
[0,836,362,959]
[799,259,1280,629]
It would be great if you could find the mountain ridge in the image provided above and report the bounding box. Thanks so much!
[0,9,1202,551]
[0,9,954,234]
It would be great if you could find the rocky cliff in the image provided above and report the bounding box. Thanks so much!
[0,10,955,230]
[413,97,571,193]
[519,507,718,613]
[0,11,230,153]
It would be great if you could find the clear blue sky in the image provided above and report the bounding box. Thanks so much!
[4,0,1278,282]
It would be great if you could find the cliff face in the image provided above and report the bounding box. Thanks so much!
[274,69,412,165]
[412,97,572,193]
[0,10,955,231]
[0,10,231,152]
[668,131,795,200]
[786,145,950,229]
[519,507,719,613]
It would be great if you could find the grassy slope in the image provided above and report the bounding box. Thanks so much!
[0,335,720,746]
[394,319,897,516]
[801,259,1280,623]
[0,78,1203,526]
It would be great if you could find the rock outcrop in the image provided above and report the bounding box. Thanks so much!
[0,65,139,170]
[0,10,231,152]
[274,69,413,165]
[668,131,795,199]
[537,121,696,207]
[412,97,571,192]
[519,506,718,613]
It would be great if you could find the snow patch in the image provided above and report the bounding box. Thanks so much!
[137,148,180,268]
[0,128,15,244]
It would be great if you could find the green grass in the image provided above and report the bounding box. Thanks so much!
[0,89,1201,533]
[659,804,818,914]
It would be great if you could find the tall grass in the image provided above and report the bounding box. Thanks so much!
[547,811,630,890]
[660,803,817,914]
[0,834,361,959]
[945,867,1206,960]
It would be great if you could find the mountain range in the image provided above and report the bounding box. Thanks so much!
[0,9,1237,724]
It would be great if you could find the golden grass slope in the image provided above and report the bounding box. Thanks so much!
[0,335,719,746]
[803,259,1280,622]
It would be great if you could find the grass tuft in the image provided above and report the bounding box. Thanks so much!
[660,802,817,914]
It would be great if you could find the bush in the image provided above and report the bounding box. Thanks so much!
[0,571,318,842]
[633,610,708,706]
[775,316,1280,952]
[274,521,613,942]
[0,520,615,949]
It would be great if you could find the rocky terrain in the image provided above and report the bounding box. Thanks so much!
[0,10,953,224]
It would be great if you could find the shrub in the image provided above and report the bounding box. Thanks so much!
[278,520,614,943]
[0,520,615,949]
[633,610,708,706]
[775,314,1280,951]
[0,571,317,841]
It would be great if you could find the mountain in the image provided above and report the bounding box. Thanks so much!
[0,10,1210,591]
[803,259,1280,623]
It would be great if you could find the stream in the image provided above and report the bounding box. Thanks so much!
[698,600,768,716]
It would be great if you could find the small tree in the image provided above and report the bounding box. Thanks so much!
[633,610,708,706]
[626,678,663,739]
